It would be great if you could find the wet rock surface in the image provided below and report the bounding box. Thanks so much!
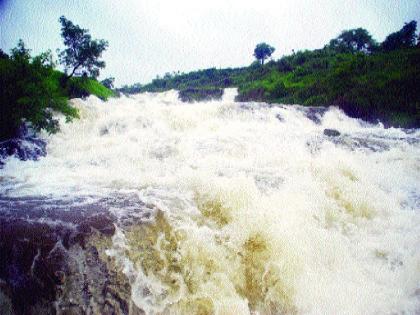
[323,128,341,137]
[303,107,328,124]
[325,134,392,152]
[0,195,148,315]
[306,130,419,154]
[0,125,46,167]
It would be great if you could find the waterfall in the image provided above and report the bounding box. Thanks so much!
[1,90,419,314]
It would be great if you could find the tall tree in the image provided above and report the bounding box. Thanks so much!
[58,16,108,79]
[381,21,417,51]
[328,28,376,53]
[254,43,275,65]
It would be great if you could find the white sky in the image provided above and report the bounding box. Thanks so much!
[1,0,419,86]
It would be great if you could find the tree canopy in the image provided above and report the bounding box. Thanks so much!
[0,40,78,140]
[328,28,377,53]
[254,43,275,65]
[381,20,417,51]
[58,16,108,79]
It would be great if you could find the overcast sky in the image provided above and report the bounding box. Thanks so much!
[1,0,419,86]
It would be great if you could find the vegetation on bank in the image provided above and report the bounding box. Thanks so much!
[237,48,420,127]
[119,21,420,128]
[0,17,113,141]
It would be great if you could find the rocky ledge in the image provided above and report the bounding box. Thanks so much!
[0,196,149,315]
[0,125,46,167]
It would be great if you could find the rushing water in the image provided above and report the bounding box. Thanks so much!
[1,89,420,314]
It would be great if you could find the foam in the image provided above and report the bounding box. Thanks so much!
[1,89,419,314]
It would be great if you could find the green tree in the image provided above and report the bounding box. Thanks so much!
[328,28,376,53]
[58,16,108,79]
[0,40,78,140]
[382,21,417,51]
[254,43,275,65]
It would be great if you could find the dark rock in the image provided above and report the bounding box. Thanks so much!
[305,107,328,124]
[54,271,66,285]
[100,127,109,136]
[326,135,391,152]
[275,113,284,122]
[78,214,116,236]
[0,281,14,315]
[0,138,47,161]
[344,137,390,152]
[59,305,84,315]
[323,129,341,137]
[0,124,47,165]
[0,196,147,315]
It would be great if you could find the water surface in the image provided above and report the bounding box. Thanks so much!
[1,89,419,314]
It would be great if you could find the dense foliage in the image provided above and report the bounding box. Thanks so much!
[326,28,377,53]
[121,21,420,127]
[382,21,417,51]
[238,49,420,127]
[0,41,77,140]
[0,17,114,141]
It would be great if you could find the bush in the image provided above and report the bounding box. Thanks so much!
[269,81,287,99]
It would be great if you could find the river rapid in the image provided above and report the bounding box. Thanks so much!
[1,89,419,314]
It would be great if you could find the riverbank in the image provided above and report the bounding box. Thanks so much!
[118,30,420,129]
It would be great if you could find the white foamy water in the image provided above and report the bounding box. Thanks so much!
[1,89,420,314]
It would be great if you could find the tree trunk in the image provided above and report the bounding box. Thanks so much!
[60,64,81,87]
[66,64,81,79]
